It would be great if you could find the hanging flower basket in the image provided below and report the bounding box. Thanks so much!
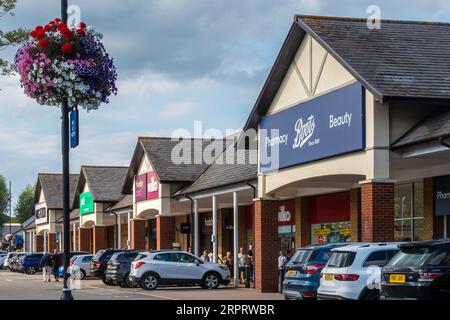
[14,19,117,111]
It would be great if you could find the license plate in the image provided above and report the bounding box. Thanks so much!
[324,274,334,281]
[287,270,297,277]
[389,274,406,284]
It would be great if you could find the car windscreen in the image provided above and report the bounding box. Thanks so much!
[326,251,356,268]
[289,249,315,264]
[387,246,437,267]
[92,250,105,260]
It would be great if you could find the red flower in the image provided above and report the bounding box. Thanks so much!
[76,29,85,36]
[54,18,62,23]
[61,42,72,53]
[35,30,46,40]
[77,22,87,29]
[35,25,44,31]
[30,30,38,39]
[44,24,52,32]
[37,39,49,48]
[61,29,74,39]
[57,23,68,31]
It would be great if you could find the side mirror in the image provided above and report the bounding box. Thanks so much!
[195,260,200,266]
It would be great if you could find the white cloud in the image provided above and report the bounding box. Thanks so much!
[160,102,197,117]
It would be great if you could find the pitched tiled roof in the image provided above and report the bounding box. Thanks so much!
[244,15,450,131]
[298,16,450,101]
[80,166,128,202]
[23,216,35,230]
[34,174,79,209]
[106,194,133,212]
[391,110,450,148]
[56,209,80,222]
[123,137,231,193]
[175,144,258,195]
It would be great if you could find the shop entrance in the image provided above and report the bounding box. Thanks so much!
[309,192,352,245]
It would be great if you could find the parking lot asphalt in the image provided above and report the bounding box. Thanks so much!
[0,270,282,300]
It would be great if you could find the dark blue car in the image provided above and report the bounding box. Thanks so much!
[282,243,347,300]
[18,253,45,275]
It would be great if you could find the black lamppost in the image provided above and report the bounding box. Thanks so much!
[60,0,73,301]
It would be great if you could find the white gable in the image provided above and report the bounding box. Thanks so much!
[267,34,355,115]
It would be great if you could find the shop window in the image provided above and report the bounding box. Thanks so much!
[394,181,424,242]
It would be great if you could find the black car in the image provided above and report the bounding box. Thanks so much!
[105,250,142,287]
[381,240,450,300]
[90,248,124,285]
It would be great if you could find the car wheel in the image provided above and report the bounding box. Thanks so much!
[362,290,380,300]
[141,273,159,290]
[25,266,37,275]
[202,273,220,290]
[120,273,134,288]
[102,275,114,286]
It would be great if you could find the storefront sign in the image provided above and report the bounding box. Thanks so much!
[147,171,159,199]
[278,204,295,226]
[70,108,79,149]
[259,82,365,172]
[434,175,450,216]
[80,192,94,215]
[135,174,147,202]
[180,223,191,234]
[35,203,48,225]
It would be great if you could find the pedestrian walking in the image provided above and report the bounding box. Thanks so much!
[278,251,288,293]
[237,247,246,284]
[247,244,254,286]
[200,249,210,262]
[39,253,53,282]
[223,251,233,277]
[52,249,62,282]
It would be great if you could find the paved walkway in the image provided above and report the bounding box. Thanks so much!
[0,270,282,300]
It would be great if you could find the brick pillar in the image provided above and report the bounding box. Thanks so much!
[35,234,44,252]
[93,226,108,253]
[254,199,279,293]
[47,233,57,252]
[131,219,146,250]
[78,228,91,253]
[360,182,395,242]
[157,216,175,250]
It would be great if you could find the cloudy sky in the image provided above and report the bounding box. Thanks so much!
[1,0,450,208]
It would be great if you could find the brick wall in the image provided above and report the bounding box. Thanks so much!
[93,226,108,252]
[157,216,175,250]
[47,233,57,252]
[361,182,395,242]
[78,228,91,253]
[131,219,146,250]
[254,199,279,293]
[35,234,44,252]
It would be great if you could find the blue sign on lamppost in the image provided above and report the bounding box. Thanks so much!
[70,108,79,149]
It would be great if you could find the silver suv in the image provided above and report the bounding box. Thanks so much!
[129,250,230,290]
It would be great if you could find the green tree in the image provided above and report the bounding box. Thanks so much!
[14,184,34,224]
[0,175,9,232]
[0,0,29,77]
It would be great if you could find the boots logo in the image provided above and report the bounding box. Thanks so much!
[293,115,315,149]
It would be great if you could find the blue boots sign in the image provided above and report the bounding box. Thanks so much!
[259,82,365,172]
[434,175,450,216]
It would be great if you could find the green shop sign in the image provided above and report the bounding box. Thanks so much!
[80,192,94,215]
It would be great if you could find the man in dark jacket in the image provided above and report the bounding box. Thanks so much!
[52,249,62,282]
[39,253,53,282]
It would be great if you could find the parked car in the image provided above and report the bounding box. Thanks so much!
[129,250,230,290]
[17,253,45,274]
[318,243,401,300]
[282,243,348,300]
[10,253,29,272]
[105,250,142,287]
[68,254,93,280]
[0,252,7,266]
[54,252,90,278]
[2,252,19,270]
[90,249,124,285]
[381,240,450,300]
